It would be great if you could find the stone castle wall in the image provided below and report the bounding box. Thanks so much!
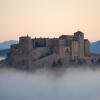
[84,39,90,56]
[8,31,95,67]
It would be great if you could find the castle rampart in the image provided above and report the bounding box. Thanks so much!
[7,31,100,68]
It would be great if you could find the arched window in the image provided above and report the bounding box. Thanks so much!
[65,48,70,53]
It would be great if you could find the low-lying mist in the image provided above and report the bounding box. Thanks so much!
[0,66,100,100]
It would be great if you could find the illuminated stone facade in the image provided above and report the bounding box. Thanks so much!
[8,31,94,67]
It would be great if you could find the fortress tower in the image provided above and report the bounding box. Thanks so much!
[74,31,84,59]
[19,35,33,52]
[84,39,90,56]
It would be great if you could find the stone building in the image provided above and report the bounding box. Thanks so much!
[8,31,94,67]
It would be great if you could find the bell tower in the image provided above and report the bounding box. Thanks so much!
[74,31,84,40]
[74,31,84,59]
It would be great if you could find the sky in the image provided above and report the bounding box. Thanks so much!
[0,0,100,42]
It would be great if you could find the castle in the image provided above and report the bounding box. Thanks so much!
[7,31,100,68]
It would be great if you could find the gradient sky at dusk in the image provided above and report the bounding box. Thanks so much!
[0,0,100,42]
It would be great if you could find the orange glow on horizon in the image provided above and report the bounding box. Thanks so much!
[0,0,100,42]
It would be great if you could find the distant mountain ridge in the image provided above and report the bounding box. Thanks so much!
[0,40,18,50]
[90,40,100,54]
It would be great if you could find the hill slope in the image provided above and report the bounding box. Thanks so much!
[90,40,100,54]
